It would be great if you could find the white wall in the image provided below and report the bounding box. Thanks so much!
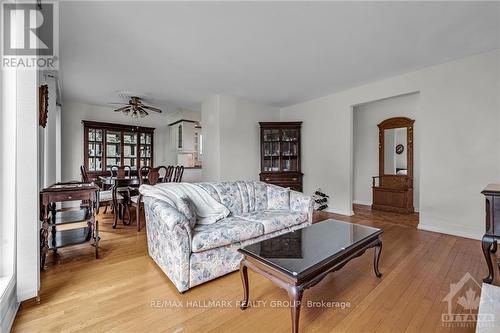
[0,68,19,333]
[39,76,59,187]
[201,95,221,181]
[417,51,499,239]
[201,95,280,182]
[353,93,420,209]
[61,101,169,181]
[281,50,499,239]
[165,109,202,167]
[16,70,40,301]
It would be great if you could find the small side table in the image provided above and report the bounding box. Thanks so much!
[39,182,100,270]
[481,184,500,283]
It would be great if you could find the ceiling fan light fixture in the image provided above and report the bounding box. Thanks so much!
[110,95,163,118]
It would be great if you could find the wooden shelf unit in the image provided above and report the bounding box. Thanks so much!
[83,121,155,176]
[40,182,100,270]
[259,122,303,192]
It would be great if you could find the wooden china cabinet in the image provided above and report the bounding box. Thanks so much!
[83,121,155,177]
[259,122,303,192]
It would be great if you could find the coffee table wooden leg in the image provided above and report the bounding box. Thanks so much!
[373,238,383,278]
[240,260,249,309]
[287,286,303,333]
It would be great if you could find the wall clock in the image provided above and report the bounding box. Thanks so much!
[395,144,404,155]
[39,84,49,128]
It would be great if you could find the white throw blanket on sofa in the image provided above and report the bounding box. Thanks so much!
[139,183,230,225]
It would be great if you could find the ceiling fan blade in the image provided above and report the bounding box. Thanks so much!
[142,105,162,113]
[114,106,131,112]
[138,108,149,117]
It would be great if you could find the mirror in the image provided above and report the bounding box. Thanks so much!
[383,128,407,175]
[377,117,414,179]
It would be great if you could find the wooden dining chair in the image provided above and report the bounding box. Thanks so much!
[172,166,185,182]
[124,165,132,177]
[107,165,130,223]
[80,165,90,182]
[157,166,168,182]
[80,165,122,215]
[165,165,175,182]
[116,166,126,178]
[129,167,160,231]
[108,165,120,177]
[138,165,152,178]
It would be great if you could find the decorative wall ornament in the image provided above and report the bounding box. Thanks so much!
[39,84,49,128]
[395,144,404,154]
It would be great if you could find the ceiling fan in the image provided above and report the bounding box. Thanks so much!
[109,96,162,118]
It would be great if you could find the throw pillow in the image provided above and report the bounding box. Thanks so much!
[177,196,197,229]
[267,185,290,210]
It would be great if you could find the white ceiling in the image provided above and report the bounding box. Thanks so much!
[60,1,499,112]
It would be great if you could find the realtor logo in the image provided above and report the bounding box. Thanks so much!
[442,272,495,328]
[1,1,58,69]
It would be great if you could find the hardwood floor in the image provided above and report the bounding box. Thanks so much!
[13,205,489,332]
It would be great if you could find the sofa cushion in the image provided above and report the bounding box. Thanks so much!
[195,183,221,202]
[254,182,268,211]
[191,217,264,253]
[238,210,307,234]
[267,185,290,210]
[177,196,197,229]
[236,181,251,213]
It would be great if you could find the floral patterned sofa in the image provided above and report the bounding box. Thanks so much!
[142,180,313,292]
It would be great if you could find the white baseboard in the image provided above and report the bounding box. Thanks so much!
[0,277,19,333]
[352,200,371,206]
[16,287,38,302]
[417,223,482,241]
[352,200,420,212]
[323,207,354,216]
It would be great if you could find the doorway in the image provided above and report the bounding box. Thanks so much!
[352,93,420,221]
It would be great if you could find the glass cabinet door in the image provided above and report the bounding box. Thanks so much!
[281,129,299,172]
[263,129,281,171]
[106,130,121,168]
[123,132,138,170]
[140,133,152,167]
[87,129,103,171]
[84,122,155,174]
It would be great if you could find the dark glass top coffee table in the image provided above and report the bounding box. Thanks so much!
[238,219,383,333]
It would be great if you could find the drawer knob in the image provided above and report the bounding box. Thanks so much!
[292,178,298,181]
[265,178,270,181]
[68,196,72,199]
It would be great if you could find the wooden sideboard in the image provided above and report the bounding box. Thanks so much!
[481,184,500,284]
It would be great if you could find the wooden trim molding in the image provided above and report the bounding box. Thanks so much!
[259,121,302,128]
[82,120,155,133]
